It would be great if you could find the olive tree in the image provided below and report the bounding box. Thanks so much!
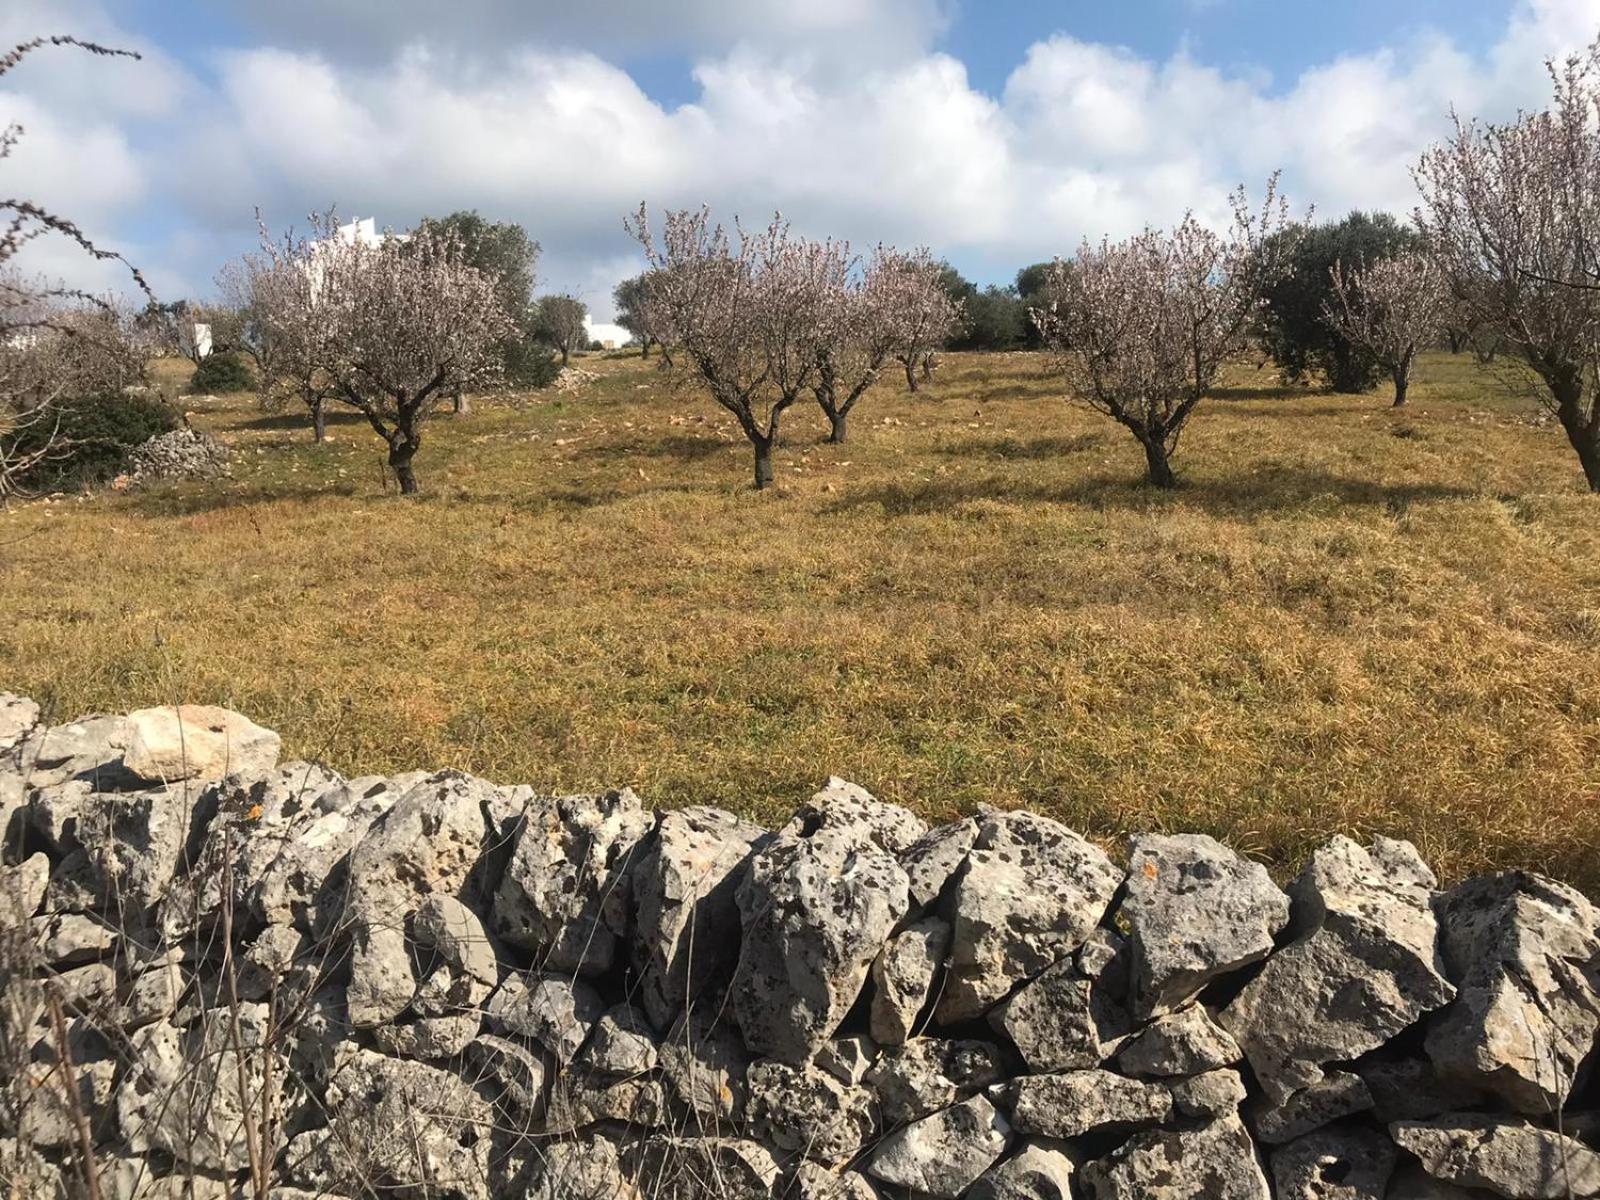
[532,294,588,366]
[1415,39,1600,490]
[315,222,515,494]
[626,204,833,488]
[1325,251,1448,407]
[1033,179,1298,488]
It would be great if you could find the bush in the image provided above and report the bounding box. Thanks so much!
[189,352,254,394]
[2,392,180,490]
[503,335,562,389]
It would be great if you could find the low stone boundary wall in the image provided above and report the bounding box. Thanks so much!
[1,694,1597,1199]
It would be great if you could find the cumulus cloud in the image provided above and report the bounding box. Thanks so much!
[4,0,1600,317]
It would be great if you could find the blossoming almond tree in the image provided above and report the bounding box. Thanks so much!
[1033,178,1299,488]
[233,220,338,442]
[626,204,834,488]
[1415,39,1600,490]
[314,221,516,494]
[811,246,910,444]
[885,249,962,393]
[1325,251,1448,408]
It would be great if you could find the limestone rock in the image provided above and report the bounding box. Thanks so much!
[1391,1113,1600,1199]
[1358,1056,1483,1124]
[520,1137,640,1200]
[658,1009,750,1125]
[541,1074,665,1134]
[870,915,949,1044]
[1005,1068,1173,1139]
[1221,836,1455,1104]
[968,1139,1077,1200]
[733,814,909,1063]
[26,715,135,789]
[793,1163,883,1200]
[464,1033,547,1115]
[290,1047,493,1199]
[122,705,280,784]
[1120,833,1290,1018]
[1271,1126,1397,1200]
[493,788,653,974]
[1249,1071,1374,1144]
[338,772,497,924]
[0,693,39,753]
[747,1058,875,1165]
[1117,1002,1242,1077]
[34,911,116,965]
[786,777,929,855]
[248,770,399,932]
[990,955,1129,1073]
[867,1095,1012,1199]
[485,972,603,1064]
[1172,1067,1249,1118]
[898,817,978,912]
[1425,872,1600,1114]
[574,1002,658,1078]
[1080,1114,1272,1200]
[60,784,200,915]
[816,1034,879,1086]
[632,805,766,1028]
[865,1038,1006,1125]
[1385,1164,1498,1199]
[937,809,1121,1023]
[631,1136,781,1200]
[0,851,48,924]
[117,1007,284,1173]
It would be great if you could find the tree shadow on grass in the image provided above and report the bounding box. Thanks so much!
[824,465,1478,520]
[934,432,1110,460]
[236,410,369,433]
[567,434,737,464]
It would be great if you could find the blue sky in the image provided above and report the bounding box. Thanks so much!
[3,0,1596,319]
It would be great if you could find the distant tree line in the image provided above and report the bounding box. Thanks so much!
[11,32,1600,499]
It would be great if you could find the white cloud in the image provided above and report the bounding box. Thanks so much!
[6,0,1600,313]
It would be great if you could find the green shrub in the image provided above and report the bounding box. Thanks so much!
[3,392,180,490]
[189,352,254,394]
[504,335,561,389]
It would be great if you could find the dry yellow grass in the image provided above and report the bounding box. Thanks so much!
[4,350,1599,888]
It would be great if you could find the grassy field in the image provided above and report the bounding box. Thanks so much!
[4,350,1599,890]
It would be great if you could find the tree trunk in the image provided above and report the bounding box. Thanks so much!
[827,408,848,444]
[1552,377,1600,492]
[310,397,325,444]
[753,436,775,490]
[1392,354,1411,408]
[640,340,651,359]
[903,359,919,393]
[453,388,469,415]
[1141,435,1177,489]
[921,353,934,381]
[388,438,420,495]
[560,346,570,367]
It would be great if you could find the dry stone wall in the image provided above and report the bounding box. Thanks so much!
[2,694,1599,1199]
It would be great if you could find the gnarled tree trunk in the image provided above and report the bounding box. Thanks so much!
[1141,434,1177,489]
[309,396,326,444]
